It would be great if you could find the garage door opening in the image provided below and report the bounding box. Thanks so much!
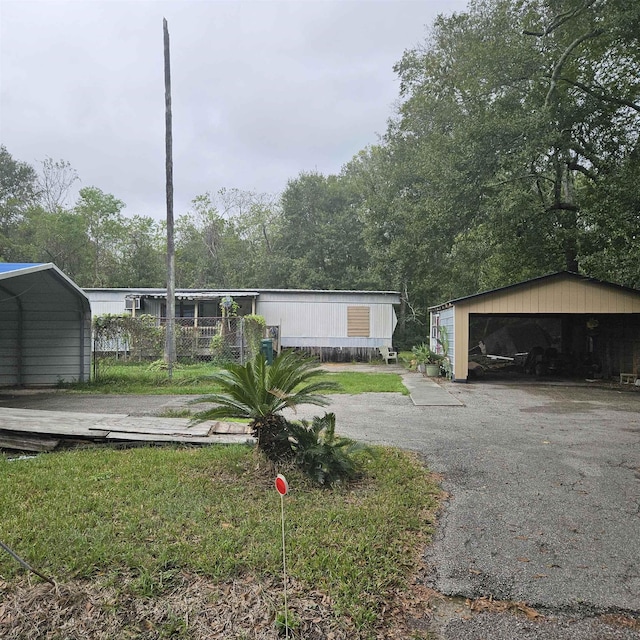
[468,313,640,381]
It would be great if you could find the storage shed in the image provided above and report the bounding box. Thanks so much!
[0,263,91,386]
[429,272,640,382]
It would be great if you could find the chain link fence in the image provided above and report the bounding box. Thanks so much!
[92,315,279,379]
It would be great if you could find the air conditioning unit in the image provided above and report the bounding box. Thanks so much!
[125,297,141,310]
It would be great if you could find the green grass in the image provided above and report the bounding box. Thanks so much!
[77,361,219,394]
[74,361,408,395]
[0,445,439,632]
[324,371,409,395]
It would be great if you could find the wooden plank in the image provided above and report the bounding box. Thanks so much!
[212,422,251,434]
[0,408,250,443]
[0,432,60,452]
[103,432,247,443]
[0,413,110,437]
[90,420,250,436]
[98,425,211,437]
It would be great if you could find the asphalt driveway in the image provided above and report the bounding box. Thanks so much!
[1,375,638,638]
[292,375,640,638]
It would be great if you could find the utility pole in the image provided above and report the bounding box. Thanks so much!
[163,17,176,377]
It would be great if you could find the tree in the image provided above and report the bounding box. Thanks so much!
[37,157,79,213]
[175,194,238,287]
[381,0,640,306]
[0,146,39,259]
[73,186,127,286]
[274,171,375,289]
[112,215,165,287]
[17,206,91,278]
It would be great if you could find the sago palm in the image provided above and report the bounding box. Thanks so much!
[193,351,339,460]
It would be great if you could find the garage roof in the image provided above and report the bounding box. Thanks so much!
[429,271,640,312]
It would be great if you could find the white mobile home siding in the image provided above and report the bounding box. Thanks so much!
[86,290,132,316]
[84,288,400,360]
[256,291,399,348]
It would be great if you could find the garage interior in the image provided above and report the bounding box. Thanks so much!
[468,313,640,380]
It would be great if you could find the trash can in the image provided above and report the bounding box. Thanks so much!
[260,338,274,365]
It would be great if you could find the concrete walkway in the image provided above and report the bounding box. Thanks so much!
[402,371,464,406]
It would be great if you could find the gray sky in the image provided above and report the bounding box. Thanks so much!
[0,0,468,219]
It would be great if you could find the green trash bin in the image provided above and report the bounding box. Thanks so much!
[260,338,274,365]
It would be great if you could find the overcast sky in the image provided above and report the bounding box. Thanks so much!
[1,0,468,220]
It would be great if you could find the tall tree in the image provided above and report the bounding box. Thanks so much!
[37,157,79,213]
[175,194,234,287]
[275,171,374,289]
[384,0,640,304]
[73,186,126,286]
[0,146,40,259]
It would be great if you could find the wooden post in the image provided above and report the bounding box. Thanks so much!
[163,18,176,377]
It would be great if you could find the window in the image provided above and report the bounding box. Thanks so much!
[347,306,370,337]
[431,313,440,339]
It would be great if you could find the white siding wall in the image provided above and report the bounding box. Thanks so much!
[86,290,132,316]
[257,292,398,348]
[431,307,455,371]
[84,289,401,351]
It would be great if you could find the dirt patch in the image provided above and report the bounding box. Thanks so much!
[418,589,640,639]
[0,569,460,640]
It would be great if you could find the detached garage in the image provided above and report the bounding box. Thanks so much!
[0,263,91,386]
[430,272,640,383]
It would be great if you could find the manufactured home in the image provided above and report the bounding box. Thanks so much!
[84,287,400,361]
[430,271,640,382]
[0,263,91,386]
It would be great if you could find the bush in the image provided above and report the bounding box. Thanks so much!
[283,413,364,486]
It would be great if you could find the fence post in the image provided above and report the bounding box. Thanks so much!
[240,317,245,365]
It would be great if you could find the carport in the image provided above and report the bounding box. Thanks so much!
[0,263,91,386]
[429,271,640,382]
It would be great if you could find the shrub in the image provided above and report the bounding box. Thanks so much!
[284,413,364,486]
[193,351,339,462]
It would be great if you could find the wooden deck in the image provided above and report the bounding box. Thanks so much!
[0,407,253,452]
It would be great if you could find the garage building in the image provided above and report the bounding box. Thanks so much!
[429,271,640,382]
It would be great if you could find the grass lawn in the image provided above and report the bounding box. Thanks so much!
[0,445,440,639]
[74,361,409,395]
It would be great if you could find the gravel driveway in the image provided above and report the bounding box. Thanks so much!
[1,376,639,639]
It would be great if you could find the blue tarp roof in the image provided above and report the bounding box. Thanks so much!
[0,263,46,274]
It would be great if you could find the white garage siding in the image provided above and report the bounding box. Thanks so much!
[431,307,455,369]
